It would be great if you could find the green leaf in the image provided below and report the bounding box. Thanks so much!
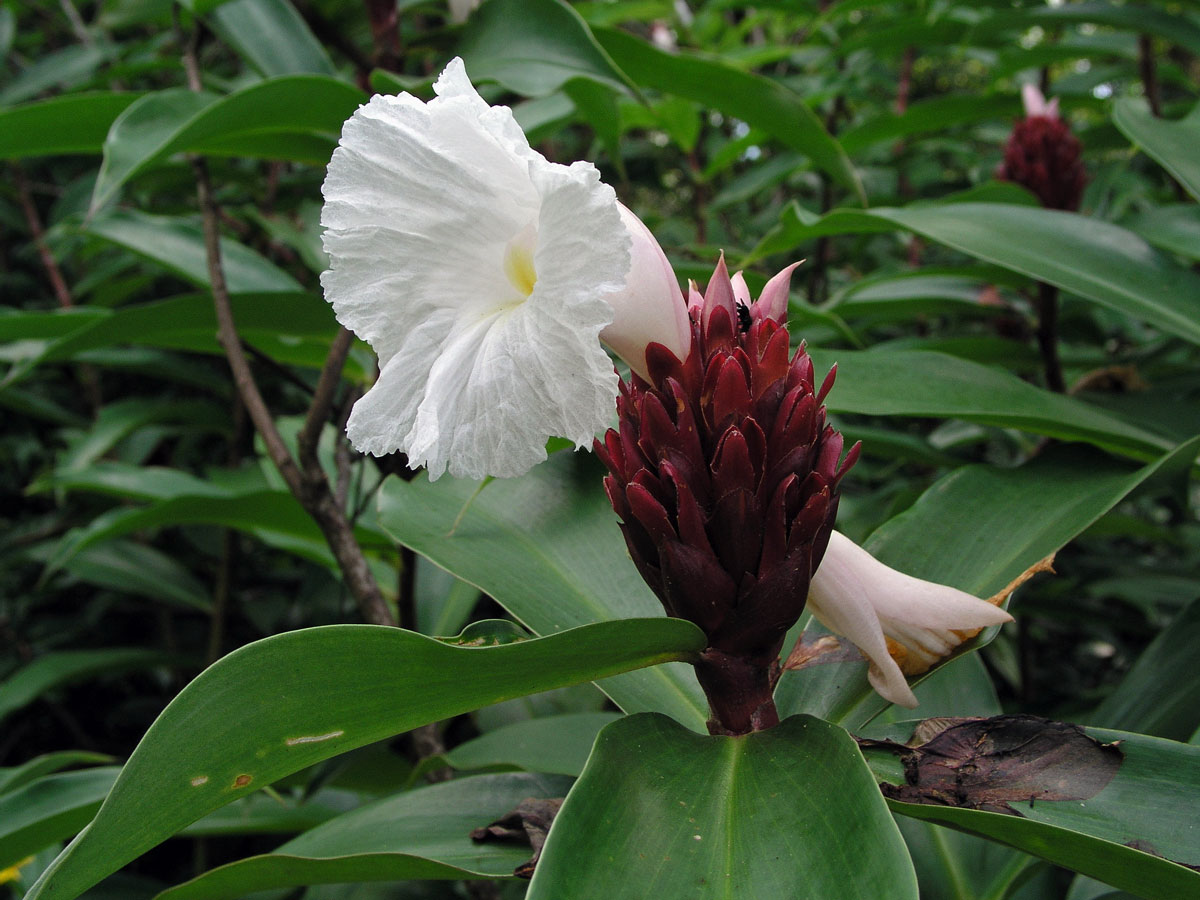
[84,210,301,293]
[876,728,1200,900]
[444,712,622,777]
[1113,99,1200,202]
[0,753,115,798]
[32,540,213,613]
[807,347,1171,461]
[0,649,174,726]
[1125,204,1200,262]
[207,0,336,77]
[0,93,143,159]
[1021,2,1200,58]
[840,94,1020,155]
[154,773,573,899]
[595,27,865,205]
[6,292,341,386]
[0,43,115,107]
[1089,596,1200,741]
[92,78,364,210]
[866,438,1200,594]
[41,490,357,575]
[377,453,709,731]
[25,619,704,900]
[527,713,917,899]
[755,203,1200,347]
[0,769,120,871]
[179,789,352,838]
[458,0,637,96]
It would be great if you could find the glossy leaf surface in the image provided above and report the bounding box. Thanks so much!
[528,714,917,899]
[25,619,704,900]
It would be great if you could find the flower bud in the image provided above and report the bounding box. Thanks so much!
[998,85,1086,211]
[595,257,859,733]
[599,204,692,380]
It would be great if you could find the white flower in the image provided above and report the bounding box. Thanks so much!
[805,531,1014,708]
[321,58,642,481]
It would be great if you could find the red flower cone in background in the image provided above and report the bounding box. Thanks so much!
[998,84,1087,211]
[595,257,860,735]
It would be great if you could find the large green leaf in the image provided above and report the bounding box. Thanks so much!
[207,0,336,77]
[443,712,622,777]
[1020,2,1200,58]
[24,619,704,900]
[1089,596,1200,741]
[377,453,709,731]
[752,203,1200,347]
[0,769,119,870]
[777,438,1200,725]
[458,0,637,96]
[1125,204,1200,262]
[527,713,917,899]
[92,77,363,210]
[6,292,342,384]
[872,728,1200,900]
[42,490,373,575]
[840,94,1020,155]
[0,753,114,798]
[0,93,143,159]
[0,649,173,726]
[28,540,213,612]
[154,773,573,899]
[84,211,301,293]
[806,347,1171,460]
[1113,99,1200,202]
[596,27,865,204]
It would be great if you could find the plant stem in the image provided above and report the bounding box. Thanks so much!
[179,10,395,628]
[694,649,780,736]
[1035,281,1065,393]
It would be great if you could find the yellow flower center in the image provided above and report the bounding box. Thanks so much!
[503,222,539,299]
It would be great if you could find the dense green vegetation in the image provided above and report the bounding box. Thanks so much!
[2,0,1199,898]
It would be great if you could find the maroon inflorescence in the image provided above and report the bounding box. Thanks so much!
[998,114,1087,211]
[594,259,859,734]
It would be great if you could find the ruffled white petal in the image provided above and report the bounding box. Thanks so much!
[808,531,1013,708]
[321,58,629,480]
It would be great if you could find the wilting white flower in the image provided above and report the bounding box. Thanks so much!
[806,531,1014,708]
[322,58,685,480]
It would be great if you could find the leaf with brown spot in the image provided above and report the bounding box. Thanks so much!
[471,797,563,879]
[868,714,1122,813]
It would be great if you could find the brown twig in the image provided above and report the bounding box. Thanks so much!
[15,162,103,413]
[14,164,74,311]
[179,12,395,628]
[298,326,354,465]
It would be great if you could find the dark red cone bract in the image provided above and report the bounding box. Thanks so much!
[594,259,859,735]
[998,113,1087,211]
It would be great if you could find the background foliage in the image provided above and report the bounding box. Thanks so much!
[2,0,1199,898]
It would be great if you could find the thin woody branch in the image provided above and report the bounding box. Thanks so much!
[179,10,394,628]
